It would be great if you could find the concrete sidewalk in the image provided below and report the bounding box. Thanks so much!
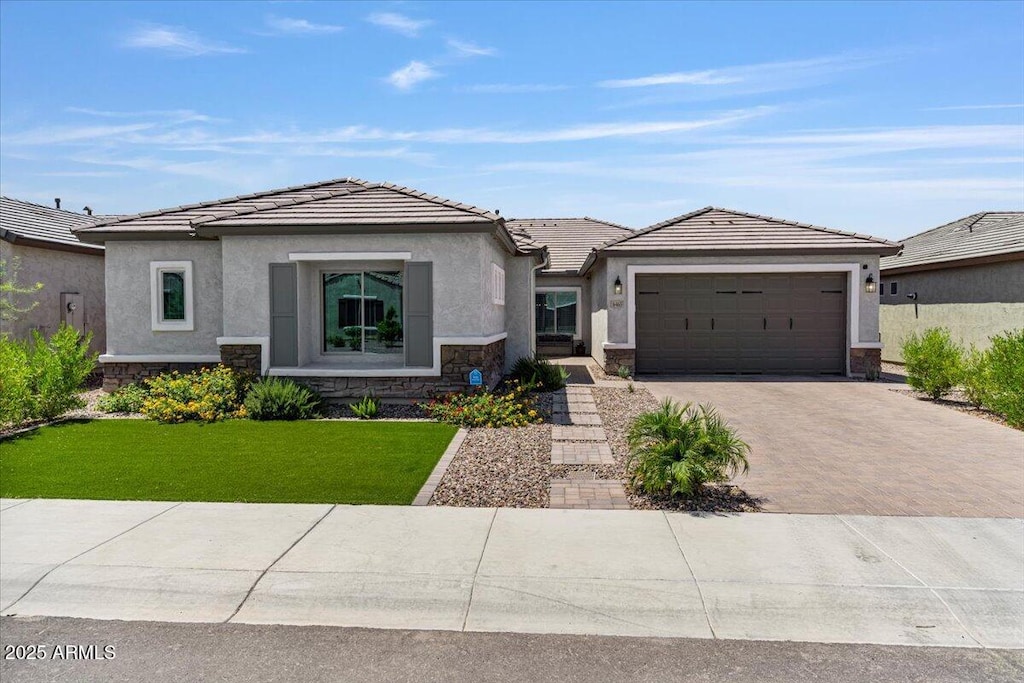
[1,498,1022,648]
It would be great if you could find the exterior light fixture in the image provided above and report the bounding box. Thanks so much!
[614,276,623,296]
[865,274,876,294]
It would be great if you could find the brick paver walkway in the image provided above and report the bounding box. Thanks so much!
[550,479,631,509]
[549,384,627,507]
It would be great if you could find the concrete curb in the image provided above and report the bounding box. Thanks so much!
[412,428,468,506]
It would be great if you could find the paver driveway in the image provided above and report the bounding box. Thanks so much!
[643,377,1024,517]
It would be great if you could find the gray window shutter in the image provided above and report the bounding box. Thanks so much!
[404,261,433,367]
[269,263,298,367]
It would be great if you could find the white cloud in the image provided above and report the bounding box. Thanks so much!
[367,12,432,37]
[446,38,496,57]
[386,61,439,90]
[924,103,1024,111]
[121,25,247,57]
[264,16,344,35]
[457,83,571,94]
[598,52,893,94]
[65,107,221,123]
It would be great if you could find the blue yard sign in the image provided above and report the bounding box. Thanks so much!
[468,368,483,386]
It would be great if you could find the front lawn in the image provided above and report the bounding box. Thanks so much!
[0,419,458,505]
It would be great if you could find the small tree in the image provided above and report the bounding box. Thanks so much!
[900,328,965,399]
[0,257,44,322]
[376,306,403,348]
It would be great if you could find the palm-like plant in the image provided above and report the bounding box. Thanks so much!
[626,398,750,498]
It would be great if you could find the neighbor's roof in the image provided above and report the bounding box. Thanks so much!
[75,177,505,238]
[507,217,633,273]
[880,211,1024,273]
[581,207,900,271]
[0,196,104,253]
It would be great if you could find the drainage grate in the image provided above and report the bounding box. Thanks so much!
[565,470,597,481]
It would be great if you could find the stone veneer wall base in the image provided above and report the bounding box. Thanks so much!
[850,347,882,377]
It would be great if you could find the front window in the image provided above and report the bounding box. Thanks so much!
[150,260,193,331]
[535,290,578,338]
[322,271,403,356]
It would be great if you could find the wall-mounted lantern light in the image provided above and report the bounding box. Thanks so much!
[864,274,876,294]
[613,276,623,296]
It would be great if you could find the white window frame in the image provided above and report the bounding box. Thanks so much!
[535,286,582,340]
[150,261,194,331]
[492,263,505,305]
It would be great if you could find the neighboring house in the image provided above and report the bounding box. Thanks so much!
[507,217,633,356]
[0,196,106,354]
[74,179,899,396]
[879,211,1024,362]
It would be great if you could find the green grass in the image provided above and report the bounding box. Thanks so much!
[0,419,458,505]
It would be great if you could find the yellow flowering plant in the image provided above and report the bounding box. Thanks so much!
[140,365,249,423]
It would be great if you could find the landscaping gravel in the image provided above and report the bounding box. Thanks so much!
[889,387,1016,430]
[429,424,552,507]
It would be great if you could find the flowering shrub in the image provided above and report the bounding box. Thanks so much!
[421,380,542,428]
[141,365,248,423]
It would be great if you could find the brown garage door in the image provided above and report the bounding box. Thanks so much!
[636,273,846,374]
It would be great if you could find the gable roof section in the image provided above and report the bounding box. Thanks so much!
[880,211,1024,274]
[74,177,516,243]
[507,217,633,273]
[1,196,104,254]
[581,206,900,272]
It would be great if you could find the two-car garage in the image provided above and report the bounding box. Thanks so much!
[635,273,848,375]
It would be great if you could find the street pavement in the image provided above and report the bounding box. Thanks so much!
[2,498,1021,649]
[3,616,1023,683]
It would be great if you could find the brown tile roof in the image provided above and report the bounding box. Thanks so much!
[880,211,1024,273]
[592,207,899,264]
[75,178,503,237]
[507,217,633,273]
[1,196,104,252]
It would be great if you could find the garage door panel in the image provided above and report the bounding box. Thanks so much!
[636,272,847,375]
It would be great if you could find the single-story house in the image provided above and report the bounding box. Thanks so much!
[74,178,899,396]
[1,196,106,354]
[880,211,1024,362]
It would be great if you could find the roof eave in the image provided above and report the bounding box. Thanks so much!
[881,250,1024,275]
[1,229,105,254]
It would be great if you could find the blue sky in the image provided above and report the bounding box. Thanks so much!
[1,1,1022,239]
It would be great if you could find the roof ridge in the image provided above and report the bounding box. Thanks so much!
[369,181,501,222]
[895,211,1023,242]
[507,216,632,231]
[700,206,900,247]
[191,184,375,228]
[78,177,360,230]
[596,206,716,250]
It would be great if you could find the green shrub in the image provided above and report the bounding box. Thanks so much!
[244,377,322,421]
[26,325,96,420]
[626,398,750,498]
[349,394,381,420]
[0,325,95,427]
[421,381,542,428]
[979,329,1024,428]
[617,365,631,379]
[0,336,32,427]
[142,365,247,423]
[97,383,148,414]
[510,355,569,392]
[901,327,965,399]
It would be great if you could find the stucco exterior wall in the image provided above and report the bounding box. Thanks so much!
[589,261,609,365]
[104,240,223,355]
[879,259,1024,361]
[1,240,106,354]
[504,254,536,371]
[219,233,510,345]
[536,273,592,352]
[598,253,882,347]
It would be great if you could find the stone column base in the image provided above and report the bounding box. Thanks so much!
[220,344,262,376]
[850,347,882,377]
[603,348,636,376]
